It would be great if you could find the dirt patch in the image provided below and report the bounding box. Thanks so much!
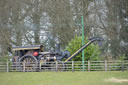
[105,77,128,83]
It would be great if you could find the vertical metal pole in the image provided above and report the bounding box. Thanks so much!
[81,16,85,71]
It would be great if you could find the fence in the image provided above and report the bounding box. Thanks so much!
[0,61,128,72]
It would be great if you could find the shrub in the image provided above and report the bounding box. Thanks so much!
[66,36,101,61]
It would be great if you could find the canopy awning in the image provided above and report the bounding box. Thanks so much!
[12,45,41,51]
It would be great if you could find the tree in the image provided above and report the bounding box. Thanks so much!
[90,0,128,59]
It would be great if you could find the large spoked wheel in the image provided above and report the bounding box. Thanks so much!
[19,54,38,72]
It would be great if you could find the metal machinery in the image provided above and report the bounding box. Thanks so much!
[12,37,103,71]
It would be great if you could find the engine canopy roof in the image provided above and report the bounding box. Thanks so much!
[12,45,41,51]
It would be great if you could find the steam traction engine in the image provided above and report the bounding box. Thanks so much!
[12,37,103,71]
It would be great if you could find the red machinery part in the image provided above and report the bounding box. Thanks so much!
[33,51,38,56]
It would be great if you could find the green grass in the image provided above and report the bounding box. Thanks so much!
[0,72,128,85]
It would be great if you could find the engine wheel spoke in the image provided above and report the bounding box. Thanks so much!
[19,55,38,72]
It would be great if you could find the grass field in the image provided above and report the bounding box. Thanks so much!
[0,72,128,85]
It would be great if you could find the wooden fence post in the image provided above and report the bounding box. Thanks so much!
[61,62,64,71]
[105,60,107,71]
[23,62,25,72]
[56,61,58,72]
[16,62,17,71]
[72,61,74,72]
[6,61,9,72]
[88,61,90,72]
[121,61,124,72]
[39,62,41,71]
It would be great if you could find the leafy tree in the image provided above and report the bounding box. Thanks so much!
[66,36,101,61]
